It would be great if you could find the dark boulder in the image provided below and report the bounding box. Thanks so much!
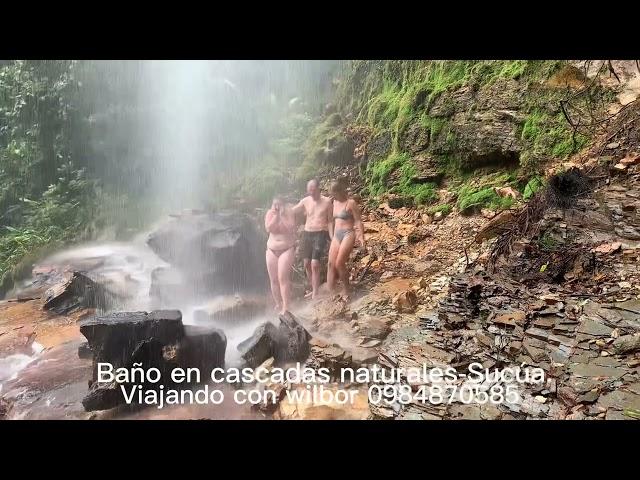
[79,310,229,412]
[79,310,184,383]
[237,322,278,368]
[174,325,226,374]
[237,312,311,367]
[43,272,108,315]
[275,312,311,363]
[146,211,267,296]
[82,381,123,412]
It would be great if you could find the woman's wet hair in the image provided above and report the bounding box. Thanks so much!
[330,179,348,196]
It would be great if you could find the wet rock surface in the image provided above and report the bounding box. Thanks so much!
[43,271,108,314]
[237,312,311,367]
[146,211,267,301]
[192,295,266,325]
[79,310,228,412]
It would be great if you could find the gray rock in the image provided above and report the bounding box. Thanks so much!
[569,363,627,379]
[275,312,311,363]
[237,322,278,368]
[146,211,267,294]
[613,334,640,355]
[43,272,108,314]
[175,325,227,374]
[577,318,614,337]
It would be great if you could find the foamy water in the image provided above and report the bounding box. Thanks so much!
[0,342,44,392]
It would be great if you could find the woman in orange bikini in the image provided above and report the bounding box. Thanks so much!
[265,195,297,314]
[327,180,365,300]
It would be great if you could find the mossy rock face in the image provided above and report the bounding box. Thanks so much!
[314,134,356,166]
[438,81,527,170]
[325,112,343,127]
[412,154,444,184]
[399,123,431,154]
[367,130,392,162]
[387,195,413,209]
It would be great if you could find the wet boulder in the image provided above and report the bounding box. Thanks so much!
[237,312,311,367]
[82,381,123,412]
[275,311,311,363]
[78,310,229,412]
[146,211,267,294]
[173,325,226,374]
[43,272,108,315]
[79,310,184,383]
[238,322,279,368]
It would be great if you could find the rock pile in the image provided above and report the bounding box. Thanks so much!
[79,310,226,411]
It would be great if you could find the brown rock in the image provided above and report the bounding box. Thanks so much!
[495,186,521,199]
[620,153,640,166]
[533,317,556,329]
[392,290,418,313]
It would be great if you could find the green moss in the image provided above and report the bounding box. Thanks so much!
[519,108,589,171]
[303,118,343,163]
[366,152,406,196]
[457,186,513,213]
[364,152,436,205]
[428,204,452,215]
[523,175,545,200]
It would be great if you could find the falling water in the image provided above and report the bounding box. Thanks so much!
[6,61,340,366]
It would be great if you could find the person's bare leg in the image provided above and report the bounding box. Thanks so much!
[266,250,282,311]
[311,259,322,299]
[327,238,340,294]
[304,258,312,298]
[277,247,295,314]
[335,233,355,299]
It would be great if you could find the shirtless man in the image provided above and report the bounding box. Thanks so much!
[293,179,334,299]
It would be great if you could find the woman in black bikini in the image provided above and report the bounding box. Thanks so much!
[327,180,366,299]
[265,195,297,314]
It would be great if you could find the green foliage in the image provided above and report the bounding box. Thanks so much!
[519,106,589,172]
[457,185,513,212]
[523,175,545,200]
[0,163,98,292]
[357,61,472,148]
[428,204,452,216]
[365,152,406,197]
[0,61,97,294]
[538,231,559,251]
[363,152,436,205]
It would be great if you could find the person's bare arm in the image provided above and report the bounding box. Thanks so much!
[291,198,306,216]
[327,199,334,240]
[265,209,279,233]
[351,200,365,248]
